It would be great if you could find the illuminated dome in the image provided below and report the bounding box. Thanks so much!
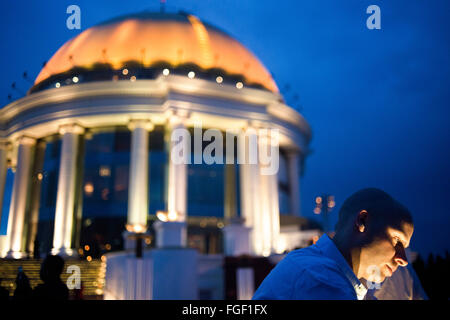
[34,11,278,92]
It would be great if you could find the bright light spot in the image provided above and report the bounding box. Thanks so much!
[101,255,107,262]
[312,235,319,244]
[315,197,322,204]
[99,166,111,177]
[122,68,129,75]
[78,248,83,255]
[135,225,144,233]
[327,195,335,208]
[126,223,146,233]
[156,211,168,222]
[72,76,79,83]
[105,244,111,250]
[84,183,94,195]
[168,211,178,221]
[236,82,243,89]
[314,207,321,214]
[86,256,92,262]
[37,173,43,180]
[217,222,224,228]
[188,71,195,79]
[55,82,60,88]
[216,76,223,83]
[163,68,170,76]
[84,245,90,251]
[130,75,136,82]
[145,238,151,245]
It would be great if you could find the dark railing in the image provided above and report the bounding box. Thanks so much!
[29,61,268,95]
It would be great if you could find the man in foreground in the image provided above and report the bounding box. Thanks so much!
[253,188,414,300]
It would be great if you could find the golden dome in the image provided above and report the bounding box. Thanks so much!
[35,12,278,92]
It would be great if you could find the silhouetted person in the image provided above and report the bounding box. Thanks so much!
[33,238,40,259]
[33,254,69,300]
[13,267,32,300]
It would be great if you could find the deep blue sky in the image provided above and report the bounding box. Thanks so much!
[1,1,449,258]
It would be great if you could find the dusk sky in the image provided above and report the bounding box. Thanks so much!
[0,0,449,258]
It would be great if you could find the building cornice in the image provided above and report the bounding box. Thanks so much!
[0,76,311,152]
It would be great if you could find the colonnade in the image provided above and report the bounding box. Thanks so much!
[0,118,302,258]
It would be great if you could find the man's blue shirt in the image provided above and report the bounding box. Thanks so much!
[252,235,367,300]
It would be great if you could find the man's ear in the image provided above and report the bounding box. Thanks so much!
[356,210,368,233]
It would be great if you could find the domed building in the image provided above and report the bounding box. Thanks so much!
[0,11,316,299]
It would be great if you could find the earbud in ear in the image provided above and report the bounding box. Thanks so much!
[356,210,368,233]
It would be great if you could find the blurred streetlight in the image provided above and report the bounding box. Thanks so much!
[314,194,335,233]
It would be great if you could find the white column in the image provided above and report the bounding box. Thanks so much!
[6,136,35,259]
[167,115,188,222]
[259,130,281,255]
[268,166,281,253]
[0,140,9,258]
[0,140,9,220]
[238,127,262,256]
[286,151,301,216]
[156,114,190,248]
[52,124,84,257]
[126,119,154,233]
[258,166,273,257]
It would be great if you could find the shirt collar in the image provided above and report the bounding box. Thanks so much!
[315,234,368,300]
